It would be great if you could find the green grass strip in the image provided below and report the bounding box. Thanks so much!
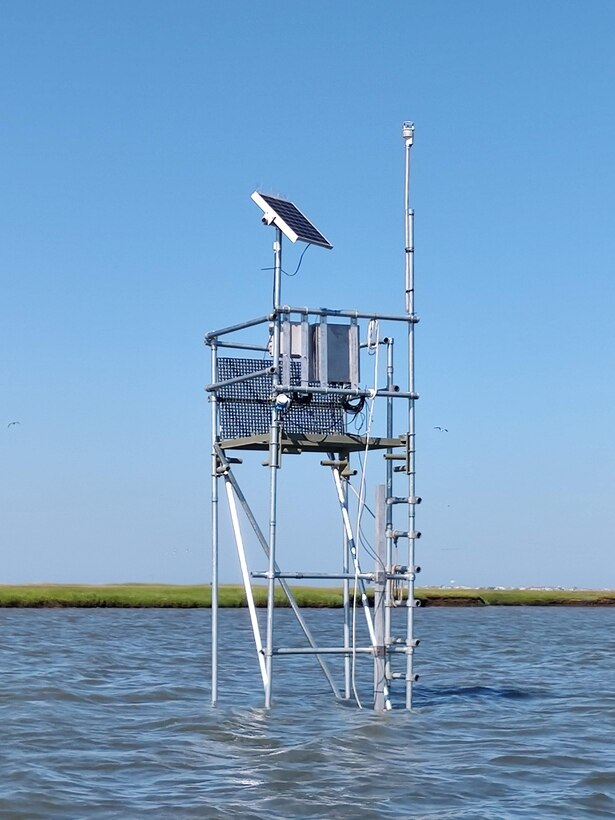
[0,584,615,608]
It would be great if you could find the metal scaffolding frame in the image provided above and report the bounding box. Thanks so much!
[205,123,419,710]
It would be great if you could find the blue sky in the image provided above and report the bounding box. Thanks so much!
[2,1,615,587]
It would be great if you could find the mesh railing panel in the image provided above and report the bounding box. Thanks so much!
[216,357,345,439]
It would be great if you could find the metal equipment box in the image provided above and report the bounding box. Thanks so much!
[309,322,360,387]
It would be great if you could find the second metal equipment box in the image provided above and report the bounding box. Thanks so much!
[309,322,360,387]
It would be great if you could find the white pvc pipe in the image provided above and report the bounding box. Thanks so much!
[225,480,269,689]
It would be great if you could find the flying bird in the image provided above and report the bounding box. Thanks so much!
[434,426,448,432]
[7,421,20,428]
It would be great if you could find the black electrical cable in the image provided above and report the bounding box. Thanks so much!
[260,242,311,277]
[342,395,366,415]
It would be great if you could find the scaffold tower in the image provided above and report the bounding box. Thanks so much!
[206,122,420,710]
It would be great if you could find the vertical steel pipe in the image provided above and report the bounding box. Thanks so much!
[403,121,417,710]
[373,485,387,712]
[210,342,219,705]
[265,227,283,708]
[384,338,394,688]
[342,471,351,699]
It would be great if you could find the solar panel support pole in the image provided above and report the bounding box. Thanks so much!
[265,226,283,708]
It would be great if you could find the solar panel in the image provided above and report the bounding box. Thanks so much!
[251,191,333,249]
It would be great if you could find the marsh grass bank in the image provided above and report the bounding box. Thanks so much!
[1,584,615,608]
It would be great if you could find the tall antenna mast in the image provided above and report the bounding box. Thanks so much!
[402,121,418,709]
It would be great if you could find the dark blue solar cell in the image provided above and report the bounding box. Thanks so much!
[257,193,332,249]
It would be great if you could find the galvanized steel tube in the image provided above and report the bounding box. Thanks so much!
[265,227,283,708]
[403,122,417,710]
[210,342,219,705]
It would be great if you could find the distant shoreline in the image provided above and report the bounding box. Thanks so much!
[1,584,615,608]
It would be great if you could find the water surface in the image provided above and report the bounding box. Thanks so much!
[1,607,614,818]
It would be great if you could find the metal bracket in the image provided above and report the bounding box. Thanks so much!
[319,458,356,478]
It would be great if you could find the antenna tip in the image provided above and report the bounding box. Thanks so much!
[402,121,415,142]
